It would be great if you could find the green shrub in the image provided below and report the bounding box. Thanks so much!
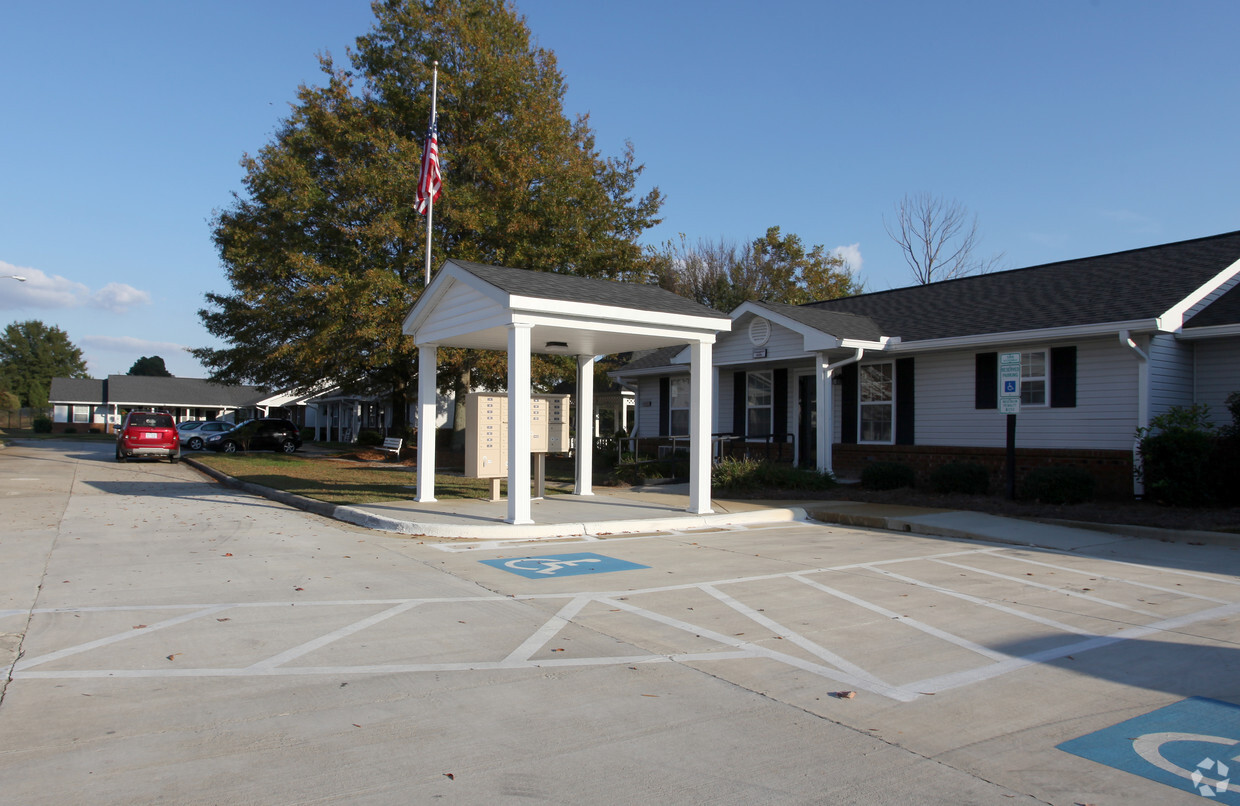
[357,429,383,447]
[1136,404,1218,506]
[63,426,77,434]
[32,417,53,433]
[928,462,990,495]
[1020,466,1095,504]
[860,461,916,490]
[712,457,836,493]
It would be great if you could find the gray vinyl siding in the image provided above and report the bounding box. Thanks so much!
[632,376,664,438]
[912,337,1139,451]
[714,315,805,366]
[1194,336,1240,428]
[1148,334,1195,420]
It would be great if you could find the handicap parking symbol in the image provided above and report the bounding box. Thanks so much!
[480,552,650,579]
[1058,697,1240,802]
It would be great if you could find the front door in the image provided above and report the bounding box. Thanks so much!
[797,374,816,468]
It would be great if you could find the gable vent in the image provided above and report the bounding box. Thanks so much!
[749,317,771,346]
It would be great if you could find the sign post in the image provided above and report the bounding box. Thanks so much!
[999,353,1021,499]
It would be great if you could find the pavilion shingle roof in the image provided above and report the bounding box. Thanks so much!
[449,260,727,319]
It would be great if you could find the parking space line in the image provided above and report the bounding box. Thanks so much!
[994,554,1235,604]
[866,566,1094,635]
[503,596,591,664]
[245,600,423,672]
[14,605,235,672]
[790,574,1011,662]
[931,559,1165,618]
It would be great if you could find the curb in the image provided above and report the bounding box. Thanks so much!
[186,456,808,539]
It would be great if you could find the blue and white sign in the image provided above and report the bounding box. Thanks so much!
[999,351,1021,414]
[480,552,650,579]
[1058,697,1240,802]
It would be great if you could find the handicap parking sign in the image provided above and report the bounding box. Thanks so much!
[480,552,650,579]
[1058,697,1240,802]
[1003,380,1018,394]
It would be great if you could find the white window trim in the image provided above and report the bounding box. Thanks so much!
[1020,349,1049,408]
[858,361,895,445]
[669,376,690,436]
[746,369,773,440]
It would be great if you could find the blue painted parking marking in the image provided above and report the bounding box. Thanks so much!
[480,552,649,579]
[1058,697,1240,802]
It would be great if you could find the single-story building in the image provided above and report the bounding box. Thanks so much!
[612,230,1240,497]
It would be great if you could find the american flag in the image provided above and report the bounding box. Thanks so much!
[415,114,441,215]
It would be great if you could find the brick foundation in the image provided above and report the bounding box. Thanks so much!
[832,444,1135,500]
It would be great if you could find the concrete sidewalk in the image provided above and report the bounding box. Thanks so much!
[189,456,1239,548]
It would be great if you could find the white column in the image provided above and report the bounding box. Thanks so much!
[688,338,714,514]
[416,343,438,503]
[575,354,595,496]
[816,352,832,475]
[507,323,533,524]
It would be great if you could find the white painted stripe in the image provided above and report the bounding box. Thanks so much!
[604,596,919,701]
[14,605,234,671]
[790,574,1010,662]
[909,600,1240,694]
[699,583,897,688]
[994,553,1235,604]
[503,596,592,663]
[866,567,1093,635]
[246,600,423,671]
[932,559,1164,618]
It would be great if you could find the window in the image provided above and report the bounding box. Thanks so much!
[72,406,89,424]
[859,363,894,443]
[1020,350,1047,406]
[747,371,773,437]
[669,377,690,435]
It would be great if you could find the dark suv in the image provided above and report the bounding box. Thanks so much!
[204,418,303,454]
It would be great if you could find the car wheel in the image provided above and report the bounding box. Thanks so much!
[188,437,203,451]
[115,447,126,463]
[222,441,238,454]
[280,439,297,454]
[169,453,179,464]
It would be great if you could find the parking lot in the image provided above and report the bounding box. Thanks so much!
[2,441,1238,804]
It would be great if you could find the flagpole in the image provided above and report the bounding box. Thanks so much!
[423,61,439,288]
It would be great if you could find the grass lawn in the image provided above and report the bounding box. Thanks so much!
[191,452,577,506]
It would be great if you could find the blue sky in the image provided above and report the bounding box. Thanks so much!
[3,1,1238,378]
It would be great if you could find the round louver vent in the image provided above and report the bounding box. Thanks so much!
[749,317,771,346]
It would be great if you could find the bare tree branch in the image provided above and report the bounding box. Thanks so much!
[885,192,1004,284]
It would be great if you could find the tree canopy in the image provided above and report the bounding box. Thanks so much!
[127,355,173,377]
[650,226,863,312]
[0,320,89,408]
[196,0,662,432]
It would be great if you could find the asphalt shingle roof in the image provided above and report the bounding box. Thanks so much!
[48,376,267,408]
[803,230,1240,341]
[751,301,885,342]
[448,260,727,320]
[1185,282,1240,328]
[47,378,104,403]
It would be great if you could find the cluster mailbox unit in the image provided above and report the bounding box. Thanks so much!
[465,393,571,498]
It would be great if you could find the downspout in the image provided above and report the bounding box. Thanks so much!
[817,347,864,476]
[1120,330,1149,498]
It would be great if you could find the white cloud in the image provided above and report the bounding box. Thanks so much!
[92,282,151,313]
[0,261,151,313]
[832,243,863,274]
[80,335,189,355]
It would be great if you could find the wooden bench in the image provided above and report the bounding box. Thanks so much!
[381,437,403,458]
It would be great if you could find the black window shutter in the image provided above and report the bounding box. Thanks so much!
[1051,346,1077,408]
[658,377,670,436]
[732,371,746,435]
[840,364,858,444]
[773,368,788,441]
[975,353,998,409]
[896,357,915,445]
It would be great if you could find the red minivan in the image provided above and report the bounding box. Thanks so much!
[116,411,180,463]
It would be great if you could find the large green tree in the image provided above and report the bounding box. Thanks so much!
[0,320,89,408]
[651,226,863,312]
[127,355,173,377]
[196,0,662,436]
